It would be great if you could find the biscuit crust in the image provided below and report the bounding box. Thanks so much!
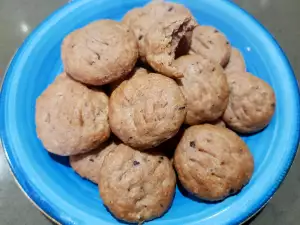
[35,73,110,155]
[174,124,254,201]
[61,20,138,85]
[223,72,276,133]
[109,72,186,150]
[98,144,176,222]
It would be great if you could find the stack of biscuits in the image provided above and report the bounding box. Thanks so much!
[35,0,276,223]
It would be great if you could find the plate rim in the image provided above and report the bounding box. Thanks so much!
[0,0,299,224]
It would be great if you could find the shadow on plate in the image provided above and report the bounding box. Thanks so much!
[49,153,70,168]
[176,178,220,205]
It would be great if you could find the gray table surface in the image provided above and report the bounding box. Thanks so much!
[0,0,299,224]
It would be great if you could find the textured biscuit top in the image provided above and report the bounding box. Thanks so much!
[109,72,186,150]
[223,72,276,133]
[61,20,138,85]
[174,55,229,125]
[98,144,176,223]
[174,124,254,201]
[36,73,110,156]
[189,26,231,66]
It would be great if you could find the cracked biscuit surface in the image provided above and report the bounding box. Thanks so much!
[189,26,231,67]
[223,72,276,133]
[174,55,229,125]
[98,144,176,223]
[174,124,254,201]
[61,20,138,85]
[109,72,186,150]
[35,73,110,156]
[144,13,197,78]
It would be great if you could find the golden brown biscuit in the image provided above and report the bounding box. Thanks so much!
[70,139,118,183]
[223,72,276,133]
[109,72,186,150]
[123,1,194,62]
[144,13,197,78]
[61,20,138,85]
[174,55,229,125]
[35,73,110,156]
[189,26,231,67]
[225,47,246,74]
[174,124,254,201]
[98,144,176,223]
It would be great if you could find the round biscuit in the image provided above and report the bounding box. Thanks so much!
[35,73,110,156]
[174,124,254,201]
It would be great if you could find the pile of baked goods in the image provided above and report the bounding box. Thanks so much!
[35,0,276,223]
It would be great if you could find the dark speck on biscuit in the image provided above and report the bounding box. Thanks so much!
[133,160,140,166]
[190,141,196,148]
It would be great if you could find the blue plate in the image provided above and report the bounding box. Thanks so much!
[1,0,300,224]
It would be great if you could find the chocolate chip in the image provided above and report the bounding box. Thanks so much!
[160,156,164,160]
[138,35,143,40]
[271,103,275,108]
[178,106,186,110]
[190,141,196,148]
[214,29,218,33]
[133,160,140,166]
[95,53,100,60]
[158,160,162,163]
[128,187,131,191]
[220,161,225,165]
[229,189,235,194]
[226,41,229,45]
[212,67,215,71]
[160,204,164,208]
[168,6,173,11]
[89,158,94,162]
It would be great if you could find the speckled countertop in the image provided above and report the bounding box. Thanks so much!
[0,0,299,224]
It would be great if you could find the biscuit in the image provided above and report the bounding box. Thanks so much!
[173,55,229,125]
[123,1,194,62]
[225,47,246,74]
[189,26,231,67]
[109,67,148,93]
[61,20,138,85]
[98,144,176,223]
[144,13,197,78]
[35,73,110,156]
[174,124,254,201]
[223,72,276,133]
[70,139,118,183]
[109,72,186,150]
[210,119,226,128]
